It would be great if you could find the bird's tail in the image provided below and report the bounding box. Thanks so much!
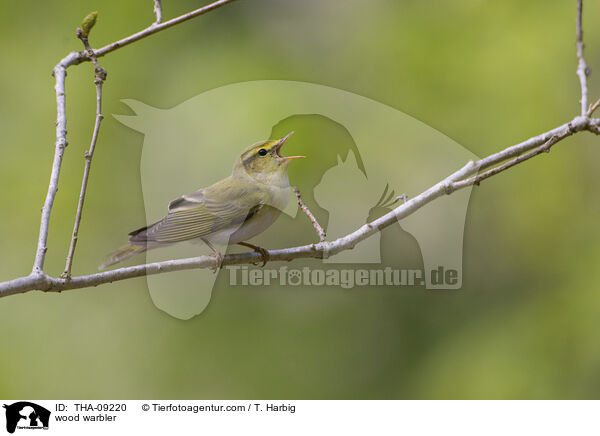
[99,244,146,270]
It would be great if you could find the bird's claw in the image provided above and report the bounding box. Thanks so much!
[238,242,270,267]
[253,246,270,267]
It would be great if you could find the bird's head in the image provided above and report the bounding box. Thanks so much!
[233,131,304,184]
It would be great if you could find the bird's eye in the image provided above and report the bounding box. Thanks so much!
[258,148,268,156]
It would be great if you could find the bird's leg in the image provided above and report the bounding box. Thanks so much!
[237,241,270,267]
[201,238,223,272]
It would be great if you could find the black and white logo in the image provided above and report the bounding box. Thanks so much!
[3,402,50,434]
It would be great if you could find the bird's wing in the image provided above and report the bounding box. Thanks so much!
[130,179,264,244]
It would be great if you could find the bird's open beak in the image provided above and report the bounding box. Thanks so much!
[276,131,305,161]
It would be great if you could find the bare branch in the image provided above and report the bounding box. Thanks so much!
[4,115,596,297]
[450,128,574,191]
[62,29,108,279]
[294,187,326,242]
[29,0,238,279]
[94,0,237,59]
[576,0,589,115]
[32,54,79,274]
[2,0,600,298]
[153,0,163,25]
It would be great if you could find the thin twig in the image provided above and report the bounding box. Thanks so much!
[576,0,589,116]
[94,0,237,59]
[32,54,78,274]
[153,0,163,25]
[62,32,108,279]
[293,186,326,242]
[450,129,573,191]
[587,97,600,116]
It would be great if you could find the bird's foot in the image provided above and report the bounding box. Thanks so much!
[202,237,224,272]
[210,251,224,273]
[238,242,270,267]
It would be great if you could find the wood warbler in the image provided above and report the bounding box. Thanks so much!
[100,132,303,270]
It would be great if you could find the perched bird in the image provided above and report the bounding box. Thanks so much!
[100,132,303,270]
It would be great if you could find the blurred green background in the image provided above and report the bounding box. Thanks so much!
[1,0,600,399]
